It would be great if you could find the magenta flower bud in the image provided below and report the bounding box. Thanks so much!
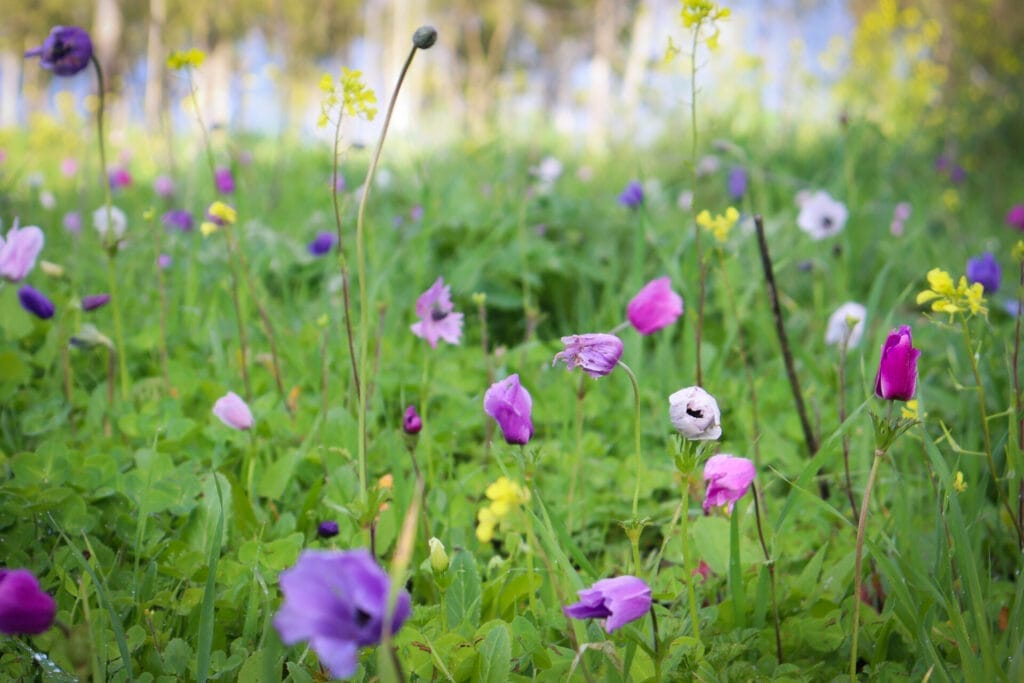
[18,286,55,319]
[0,224,45,282]
[212,391,254,430]
[484,374,534,445]
[0,568,57,635]
[873,325,920,401]
[402,405,422,435]
[552,333,623,379]
[215,167,235,194]
[308,231,337,256]
[563,575,651,633]
[317,520,340,538]
[627,277,683,335]
[274,549,411,679]
[1006,204,1024,231]
[702,454,756,513]
[81,293,111,311]
[24,26,93,77]
[618,180,644,209]
[108,167,132,190]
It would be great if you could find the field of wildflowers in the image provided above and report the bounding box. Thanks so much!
[2,1,1024,681]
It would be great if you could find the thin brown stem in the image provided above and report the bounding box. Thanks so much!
[753,215,827,498]
[1014,261,1024,543]
[331,111,361,401]
[838,337,858,520]
[219,225,252,401]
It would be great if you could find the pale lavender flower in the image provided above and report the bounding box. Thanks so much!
[563,576,651,633]
[212,391,254,430]
[410,277,464,348]
[669,386,722,440]
[0,223,45,282]
[552,334,623,378]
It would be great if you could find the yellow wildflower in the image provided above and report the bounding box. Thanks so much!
[680,0,731,28]
[476,507,499,543]
[900,399,919,420]
[696,206,740,244]
[475,476,530,543]
[339,67,377,120]
[663,36,681,66]
[1012,240,1024,264]
[942,188,959,211]
[319,73,335,93]
[207,201,237,225]
[167,48,206,70]
[200,221,219,237]
[916,267,987,318]
[953,471,967,493]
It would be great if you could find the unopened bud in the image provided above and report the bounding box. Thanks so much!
[413,26,438,49]
[428,537,449,574]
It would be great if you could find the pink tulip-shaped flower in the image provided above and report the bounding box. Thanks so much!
[702,454,756,513]
[873,326,920,401]
[484,374,534,445]
[627,277,684,335]
[212,391,254,430]
[0,224,45,282]
[552,333,623,378]
[0,568,57,635]
[410,277,464,348]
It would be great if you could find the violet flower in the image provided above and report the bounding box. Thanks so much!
[727,167,747,200]
[873,325,920,401]
[162,209,194,232]
[308,231,337,256]
[552,334,623,378]
[627,276,683,335]
[410,277,464,348]
[154,175,176,197]
[212,391,254,430]
[24,26,93,77]
[158,254,172,269]
[18,286,55,320]
[108,167,132,190]
[702,454,756,512]
[317,521,340,539]
[63,211,82,234]
[81,294,111,312]
[0,223,45,282]
[966,253,1000,294]
[618,180,644,209]
[402,405,422,435]
[1007,204,1024,231]
[0,568,57,635]
[563,575,651,633]
[215,167,235,194]
[483,374,534,445]
[274,549,411,679]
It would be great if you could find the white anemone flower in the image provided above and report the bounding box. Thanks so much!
[824,302,867,349]
[92,205,127,241]
[669,386,722,441]
[796,190,848,240]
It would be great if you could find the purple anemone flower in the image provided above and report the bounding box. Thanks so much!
[0,568,57,635]
[402,405,422,435]
[966,252,1000,294]
[727,167,747,200]
[162,209,194,232]
[702,454,756,512]
[483,374,534,445]
[24,26,93,77]
[81,294,111,312]
[317,521,340,539]
[563,575,651,633]
[552,333,623,379]
[308,231,337,256]
[18,286,55,319]
[618,180,644,209]
[873,325,920,401]
[410,277,464,348]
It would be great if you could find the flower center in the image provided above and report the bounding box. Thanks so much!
[821,216,833,228]
[51,38,71,60]
[430,307,449,322]
[354,608,372,627]
[686,407,703,419]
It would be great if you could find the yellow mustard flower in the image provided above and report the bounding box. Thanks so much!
[476,507,499,543]
[1012,240,1024,264]
[475,476,530,543]
[340,67,378,120]
[916,267,987,318]
[680,0,731,28]
[696,206,740,244]
[953,471,967,493]
[167,48,206,70]
[200,221,219,237]
[900,399,919,420]
[207,201,237,225]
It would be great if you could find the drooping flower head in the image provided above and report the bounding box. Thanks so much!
[966,252,1001,294]
[552,334,623,379]
[916,267,987,319]
[308,231,337,256]
[702,454,756,512]
[410,277,464,348]
[215,167,235,194]
[669,386,722,440]
[483,374,534,445]
[81,294,111,312]
[0,223,45,282]
[563,575,651,633]
[618,180,644,209]
[402,405,422,435]
[0,569,57,635]
[24,26,93,77]
[627,277,684,335]
[274,549,411,679]
[824,301,867,349]
[18,286,55,320]
[873,325,920,401]
[796,190,848,240]
[212,391,254,430]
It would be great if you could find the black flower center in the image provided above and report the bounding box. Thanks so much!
[822,216,833,228]
[51,38,71,59]
[686,407,703,419]
[354,608,372,627]
[430,308,448,321]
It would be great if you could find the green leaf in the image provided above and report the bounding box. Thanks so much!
[691,515,730,575]
[446,551,482,633]
[257,449,298,500]
[473,623,511,683]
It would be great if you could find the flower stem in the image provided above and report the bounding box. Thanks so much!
[568,374,586,534]
[753,483,783,664]
[753,215,827,498]
[355,42,424,504]
[850,450,883,681]
[838,334,858,520]
[649,604,663,681]
[619,360,644,520]
[1014,260,1024,544]
[151,214,171,394]
[331,111,360,402]
[679,478,701,641]
[690,26,704,388]
[91,55,129,400]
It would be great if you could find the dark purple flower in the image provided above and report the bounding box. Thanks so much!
[563,575,651,633]
[949,165,966,184]
[317,521,340,538]
[727,167,747,200]
[215,167,235,194]
[81,294,110,312]
[18,286,55,320]
[484,374,534,445]
[308,231,337,256]
[274,549,411,679]
[966,253,1000,294]
[618,180,644,209]
[627,277,683,335]
[0,568,57,635]
[1007,204,1024,231]
[873,325,920,401]
[402,405,422,435]
[552,333,623,379]
[702,454,756,512]
[162,209,194,232]
[108,167,132,190]
[24,26,93,77]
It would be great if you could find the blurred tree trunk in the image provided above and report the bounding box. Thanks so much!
[0,49,18,127]
[92,0,123,84]
[200,41,233,129]
[144,0,167,131]
[461,0,516,136]
[587,0,618,152]
[622,0,654,133]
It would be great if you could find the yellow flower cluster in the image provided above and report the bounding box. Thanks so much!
[317,67,378,128]
[475,476,530,543]
[200,201,237,237]
[167,49,206,71]
[696,206,739,244]
[915,268,987,319]
[680,0,731,28]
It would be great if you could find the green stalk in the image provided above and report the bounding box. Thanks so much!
[850,450,883,681]
[679,479,701,641]
[689,25,704,387]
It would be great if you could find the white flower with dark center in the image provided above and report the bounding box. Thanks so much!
[669,386,722,441]
[825,302,867,349]
[797,190,848,240]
